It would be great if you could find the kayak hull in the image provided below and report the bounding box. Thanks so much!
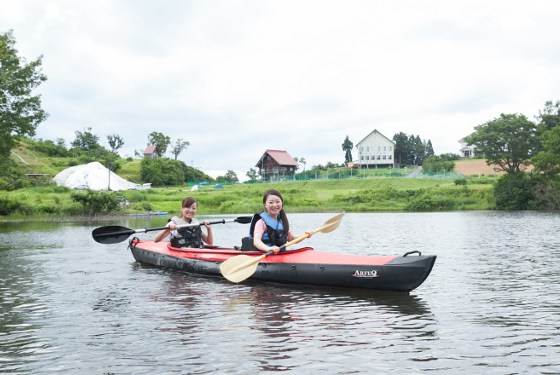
[129,239,436,293]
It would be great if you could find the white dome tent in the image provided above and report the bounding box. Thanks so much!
[53,162,138,191]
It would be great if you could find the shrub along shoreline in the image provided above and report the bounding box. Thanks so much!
[0,177,498,220]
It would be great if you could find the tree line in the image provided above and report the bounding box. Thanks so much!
[463,101,560,209]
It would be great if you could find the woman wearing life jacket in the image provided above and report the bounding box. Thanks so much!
[251,189,313,254]
[154,197,213,248]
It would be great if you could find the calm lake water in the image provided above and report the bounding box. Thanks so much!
[1,211,560,374]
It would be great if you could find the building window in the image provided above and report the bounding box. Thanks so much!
[383,155,386,160]
[389,155,392,160]
[267,156,271,160]
[389,146,392,151]
[361,156,364,160]
[360,147,363,152]
[280,167,287,171]
[383,146,386,151]
[366,156,370,160]
[366,147,369,152]
[377,155,380,160]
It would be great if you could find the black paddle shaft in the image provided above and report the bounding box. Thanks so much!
[92,217,252,244]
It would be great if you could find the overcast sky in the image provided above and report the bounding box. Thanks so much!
[2,1,560,180]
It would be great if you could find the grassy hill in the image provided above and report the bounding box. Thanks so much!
[8,141,144,183]
[2,146,497,218]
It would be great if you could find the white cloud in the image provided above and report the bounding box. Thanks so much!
[1,0,560,172]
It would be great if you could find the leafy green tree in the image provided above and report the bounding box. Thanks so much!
[425,139,434,158]
[393,132,412,165]
[464,113,539,174]
[70,190,120,215]
[439,153,461,161]
[170,138,190,160]
[414,135,425,165]
[532,125,560,176]
[140,158,213,185]
[0,30,49,158]
[342,136,353,163]
[535,100,560,132]
[422,155,455,172]
[246,168,259,181]
[71,127,100,151]
[147,132,171,158]
[107,134,124,155]
[140,157,184,186]
[493,172,537,210]
[26,137,68,157]
[217,170,239,182]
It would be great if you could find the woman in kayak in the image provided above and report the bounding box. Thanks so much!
[250,189,313,254]
[154,197,213,248]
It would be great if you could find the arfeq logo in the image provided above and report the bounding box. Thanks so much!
[352,270,379,278]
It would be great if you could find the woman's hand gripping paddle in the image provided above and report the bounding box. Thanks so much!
[92,216,253,244]
[220,212,345,283]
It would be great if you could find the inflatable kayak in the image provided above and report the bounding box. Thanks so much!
[128,238,436,292]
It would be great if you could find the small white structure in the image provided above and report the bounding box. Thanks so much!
[355,130,395,168]
[459,137,475,158]
[190,185,202,191]
[53,162,138,191]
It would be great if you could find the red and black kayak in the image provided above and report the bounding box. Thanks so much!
[128,238,436,292]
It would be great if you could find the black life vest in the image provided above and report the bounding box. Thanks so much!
[169,216,203,248]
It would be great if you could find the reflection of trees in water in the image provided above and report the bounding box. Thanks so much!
[0,253,53,371]
[136,263,437,372]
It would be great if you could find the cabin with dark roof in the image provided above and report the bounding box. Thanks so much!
[143,145,158,159]
[255,150,298,182]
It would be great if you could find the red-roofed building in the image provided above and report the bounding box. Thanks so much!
[143,146,158,159]
[255,150,298,182]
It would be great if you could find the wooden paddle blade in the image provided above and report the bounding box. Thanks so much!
[92,226,134,244]
[318,212,345,233]
[220,254,263,283]
[234,216,253,224]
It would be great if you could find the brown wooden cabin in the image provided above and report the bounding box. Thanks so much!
[256,150,298,182]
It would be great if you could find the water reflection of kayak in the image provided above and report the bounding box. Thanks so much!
[129,239,436,293]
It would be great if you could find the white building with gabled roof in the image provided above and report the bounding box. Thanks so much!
[459,136,475,158]
[355,129,395,168]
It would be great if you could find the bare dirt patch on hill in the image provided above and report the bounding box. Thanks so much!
[455,159,533,175]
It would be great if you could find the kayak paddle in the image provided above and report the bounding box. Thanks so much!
[92,216,253,244]
[220,212,345,283]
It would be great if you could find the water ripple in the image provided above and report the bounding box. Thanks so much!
[1,212,560,373]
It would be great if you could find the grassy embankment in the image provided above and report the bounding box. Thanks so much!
[2,146,496,219]
[1,176,495,220]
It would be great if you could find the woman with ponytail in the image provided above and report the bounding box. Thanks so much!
[250,189,313,254]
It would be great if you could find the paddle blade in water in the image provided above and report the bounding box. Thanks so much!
[220,254,262,283]
[92,226,134,244]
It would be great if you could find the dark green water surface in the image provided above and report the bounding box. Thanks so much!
[1,211,559,374]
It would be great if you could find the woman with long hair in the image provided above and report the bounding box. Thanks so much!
[250,189,313,254]
[154,197,213,248]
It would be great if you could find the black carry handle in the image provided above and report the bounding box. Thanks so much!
[403,250,422,257]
